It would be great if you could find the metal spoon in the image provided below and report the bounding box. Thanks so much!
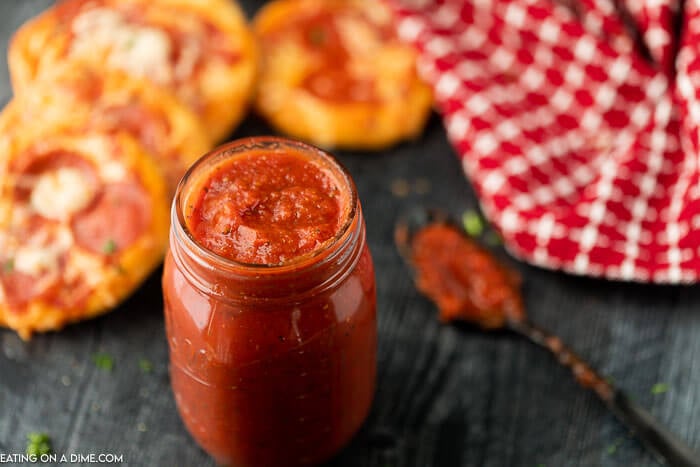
[394,207,700,467]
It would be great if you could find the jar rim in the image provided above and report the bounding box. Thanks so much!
[171,136,359,273]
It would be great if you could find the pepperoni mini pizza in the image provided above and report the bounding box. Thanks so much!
[12,65,211,197]
[253,0,432,150]
[9,0,257,142]
[0,123,169,339]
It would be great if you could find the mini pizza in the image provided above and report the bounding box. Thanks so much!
[253,0,432,150]
[0,121,169,340]
[9,0,257,142]
[11,65,212,196]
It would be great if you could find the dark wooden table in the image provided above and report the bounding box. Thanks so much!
[1,1,699,466]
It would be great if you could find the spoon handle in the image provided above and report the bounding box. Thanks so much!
[508,319,700,467]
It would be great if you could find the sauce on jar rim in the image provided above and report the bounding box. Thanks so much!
[186,149,348,265]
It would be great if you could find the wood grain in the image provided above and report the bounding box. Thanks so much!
[0,1,698,466]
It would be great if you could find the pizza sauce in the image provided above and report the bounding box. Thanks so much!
[259,1,395,104]
[162,137,377,466]
[409,223,524,328]
[186,149,344,265]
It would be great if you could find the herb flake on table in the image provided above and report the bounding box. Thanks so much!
[2,258,13,273]
[651,382,669,395]
[606,437,624,455]
[26,432,51,457]
[138,358,153,373]
[462,210,484,237]
[93,352,114,371]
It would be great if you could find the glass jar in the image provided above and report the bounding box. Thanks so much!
[162,137,377,466]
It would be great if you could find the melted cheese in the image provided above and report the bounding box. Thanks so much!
[65,251,104,287]
[335,16,382,58]
[79,135,112,163]
[30,168,95,220]
[13,229,72,276]
[100,161,128,183]
[71,8,174,85]
[174,39,201,81]
[14,247,59,275]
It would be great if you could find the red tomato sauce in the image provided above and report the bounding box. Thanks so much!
[410,223,524,328]
[163,137,376,466]
[186,149,345,265]
[298,9,380,103]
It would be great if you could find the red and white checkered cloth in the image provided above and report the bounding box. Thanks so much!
[386,0,700,283]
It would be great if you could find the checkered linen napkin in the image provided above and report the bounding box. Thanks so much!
[385,0,700,283]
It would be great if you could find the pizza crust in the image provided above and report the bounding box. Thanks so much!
[253,0,433,150]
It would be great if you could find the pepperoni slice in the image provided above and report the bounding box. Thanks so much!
[1,269,49,309]
[99,103,170,155]
[1,262,93,312]
[0,223,70,309]
[11,151,99,205]
[71,180,152,255]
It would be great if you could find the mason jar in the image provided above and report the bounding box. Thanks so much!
[162,136,376,466]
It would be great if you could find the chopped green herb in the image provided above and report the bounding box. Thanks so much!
[651,382,669,395]
[462,210,484,237]
[93,352,114,371]
[606,437,624,455]
[308,27,326,46]
[138,358,153,373]
[26,432,52,457]
[3,258,14,273]
[102,239,117,255]
[536,464,546,467]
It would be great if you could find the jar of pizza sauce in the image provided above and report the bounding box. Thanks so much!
[162,137,376,466]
